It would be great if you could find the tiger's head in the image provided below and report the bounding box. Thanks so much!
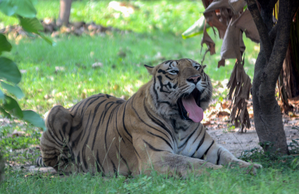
[144,58,212,123]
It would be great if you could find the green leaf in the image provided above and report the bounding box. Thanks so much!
[0,89,4,100]
[1,81,24,99]
[0,0,36,18]
[0,0,17,16]
[0,34,12,54]
[0,107,12,119]
[3,95,23,118]
[14,0,37,18]
[36,32,54,46]
[182,16,210,39]
[19,17,43,33]
[22,110,46,130]
[0,57,22,84]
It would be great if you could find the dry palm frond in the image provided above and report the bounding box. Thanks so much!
[199,0,258,131]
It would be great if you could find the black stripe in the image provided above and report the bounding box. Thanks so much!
[111,160,117,176]
[101,101,115,125]
[62,122,68,135]
[71,100,83,117]
[157,75,171,93]
[82,147,88,170]
[132,101,173,145]
[192,124,202,143]
[69,101,81,112]
[172,82,178,89]
[158,69,167,74]
[122,101,132,138]
[80,109,92,142]
[70,121,82,134]
[153,76,159,102]
[143,99,174,142]
[216,149,221,165]
[157,100,172,106]
[147,131,173,150]
[178,128,197,149]
[96,150,104,173]
[76,151,81,166]
[42,155,57,160]
[143,140,164,152]
[59,127,65,141]
[90,99,108,127]
[164,60,172,65]
[80,96,99,115]
[101,103,119,151]
[71,131,83,147]
[82,99,108,146]
[191,131,205,157]
[134,147,141,159]
[200,140,215,160]
[48,129,64,147]
[119,153,130,173]
[94,101,116,150]
[114,105,125,144]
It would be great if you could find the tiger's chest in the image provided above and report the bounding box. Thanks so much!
[170,118,202,156]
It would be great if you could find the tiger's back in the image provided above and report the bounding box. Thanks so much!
[41,94,139,175]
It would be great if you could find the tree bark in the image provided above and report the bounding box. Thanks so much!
[57,0,72,27]
[279,9,299,112]
[246,0,299,154]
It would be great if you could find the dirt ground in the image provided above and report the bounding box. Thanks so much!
[208,116,299,157]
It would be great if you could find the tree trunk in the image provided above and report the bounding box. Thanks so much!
[57,0,72,27]
[278,9,299,112]
[246,0,299,154]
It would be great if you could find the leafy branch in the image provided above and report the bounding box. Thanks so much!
[0,0,53,130]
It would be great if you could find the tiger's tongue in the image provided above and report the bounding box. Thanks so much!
[182,95,203,123]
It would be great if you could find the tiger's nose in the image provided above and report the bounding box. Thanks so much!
[187,75,201,84]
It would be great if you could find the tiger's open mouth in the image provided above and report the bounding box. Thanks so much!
[177,88,203,123]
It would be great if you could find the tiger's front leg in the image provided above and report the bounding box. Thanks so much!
[189,127,262,171]
[213,145,262,170]
[132,134,222,177]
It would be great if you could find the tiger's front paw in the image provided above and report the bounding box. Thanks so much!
[229,159,262,175]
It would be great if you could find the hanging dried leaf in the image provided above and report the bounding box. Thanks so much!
[233,9,260,43]
[228,0,246,14]
[201,27,216,55]
[204,0,231,13]
[227,60,251,132]
[204,11,227,38]
[220,16,244,61]
[218,58,225,68]
[202,0,214,8]
[198,0,254,130]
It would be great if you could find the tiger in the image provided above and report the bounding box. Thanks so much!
[38,58,261,177]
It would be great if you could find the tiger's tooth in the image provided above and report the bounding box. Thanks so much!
[187,112,189,117]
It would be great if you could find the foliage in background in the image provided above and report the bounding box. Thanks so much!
[0,0,205,35]
[0,0,49,130]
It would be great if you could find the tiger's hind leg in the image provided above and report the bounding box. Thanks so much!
[40,105,78,173]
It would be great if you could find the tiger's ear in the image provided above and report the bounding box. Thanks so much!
[144,64,154,75]
[203,65,207,69]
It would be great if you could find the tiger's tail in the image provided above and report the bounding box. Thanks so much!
[36,156,47,167]
[39,105,77,172]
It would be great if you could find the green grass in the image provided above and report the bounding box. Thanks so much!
[1,0,296,193]
[1,167,299,194]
